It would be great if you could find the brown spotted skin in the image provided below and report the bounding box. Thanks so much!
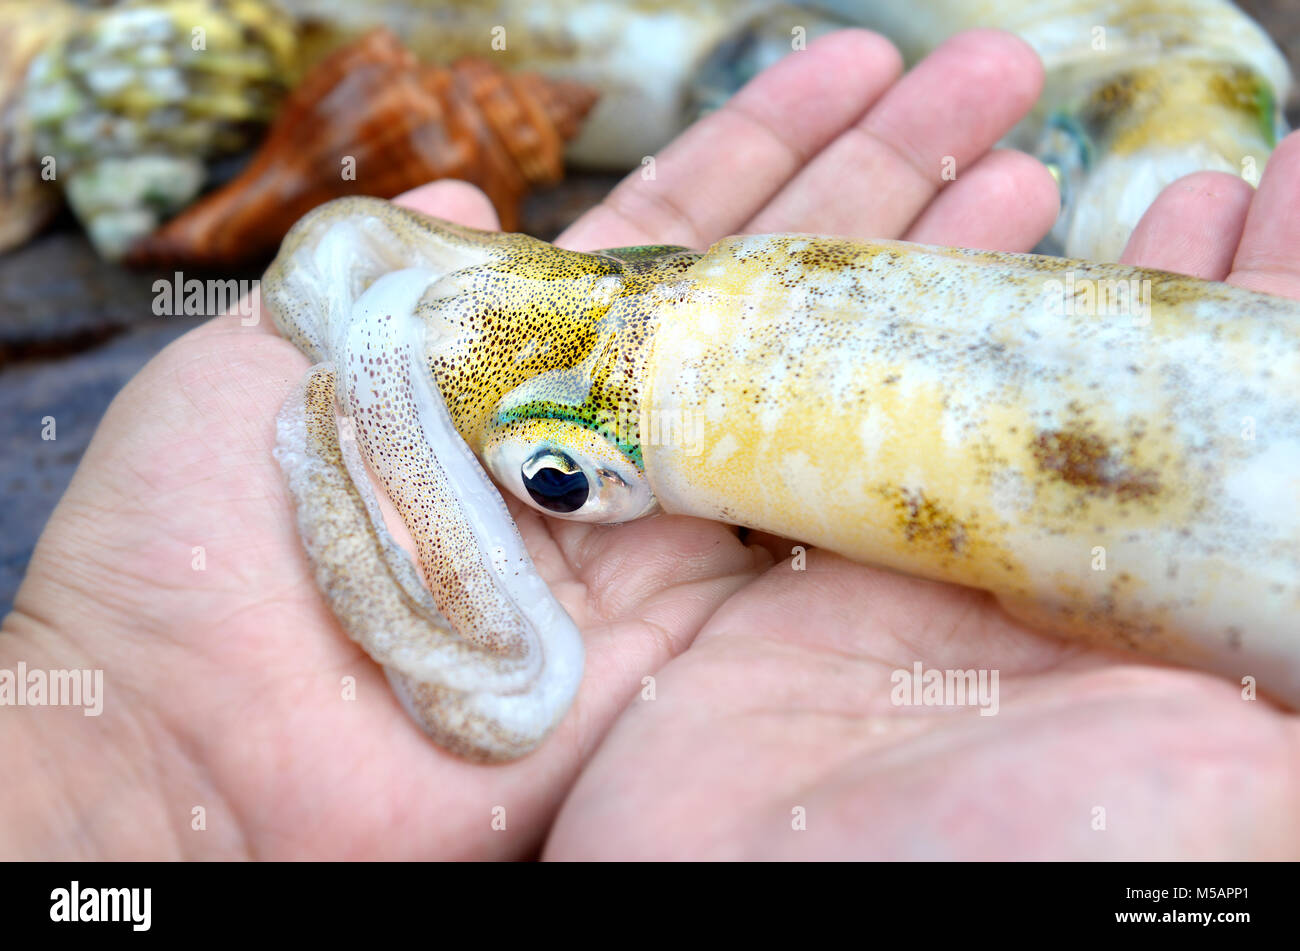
[265,197,1300,762]
[645,233,1300,704]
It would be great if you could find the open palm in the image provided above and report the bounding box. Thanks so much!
[6,30,1298,860]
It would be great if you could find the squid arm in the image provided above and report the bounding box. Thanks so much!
[263,197,1300,761]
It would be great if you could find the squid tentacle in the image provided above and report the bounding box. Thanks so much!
[267,211,584,763]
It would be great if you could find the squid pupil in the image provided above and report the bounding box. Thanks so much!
[523,464,589,513]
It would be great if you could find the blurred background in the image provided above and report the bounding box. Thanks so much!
[2,0,1298,614]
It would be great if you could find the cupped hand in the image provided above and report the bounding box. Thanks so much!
[543,122,1300,859]
[5,28,1294,861]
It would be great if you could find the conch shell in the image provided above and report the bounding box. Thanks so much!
[128,28,599,267]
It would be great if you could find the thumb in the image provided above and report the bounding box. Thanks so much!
[392,180,501,232]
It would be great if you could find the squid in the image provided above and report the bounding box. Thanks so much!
[816,0,1294,260]
[263,196,1300,762]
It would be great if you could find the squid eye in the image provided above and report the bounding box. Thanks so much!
[483,418,657,523]
[521,450,589,513]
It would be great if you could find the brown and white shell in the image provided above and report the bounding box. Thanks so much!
[127,28,598,267]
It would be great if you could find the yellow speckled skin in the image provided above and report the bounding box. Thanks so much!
[643,234,1300,702]
[265,198,1300,760]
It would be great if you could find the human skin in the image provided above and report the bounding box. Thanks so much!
[2,29,1298,860]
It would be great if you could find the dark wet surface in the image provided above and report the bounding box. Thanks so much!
[0,319,194,606]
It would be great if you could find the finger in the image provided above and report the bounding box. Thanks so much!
[1229,130,1300,299]
[744,29,1044,240]
[392,180,501,231]
[557,29,903,251]
[1118,171,1253,280]
[903,149,1058,251]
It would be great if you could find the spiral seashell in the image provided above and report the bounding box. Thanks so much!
[127,28,599,268]
[271,0,782,169]
[24,0,298,260]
